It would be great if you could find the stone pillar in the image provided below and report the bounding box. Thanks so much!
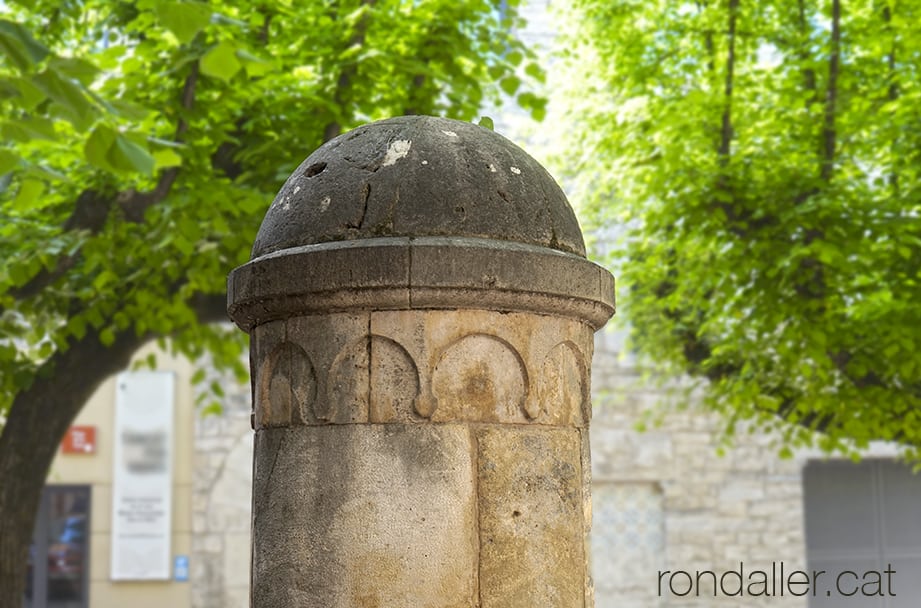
[227,116,614,608]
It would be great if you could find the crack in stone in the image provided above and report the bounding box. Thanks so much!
[345,183,371,230]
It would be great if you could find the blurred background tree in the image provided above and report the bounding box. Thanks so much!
[560,0,921,457]
[0,0,542,599]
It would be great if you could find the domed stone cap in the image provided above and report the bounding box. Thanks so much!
[251,115,586,259]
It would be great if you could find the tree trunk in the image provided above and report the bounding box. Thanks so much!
[0,329,145,606]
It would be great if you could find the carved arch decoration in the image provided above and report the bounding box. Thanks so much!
[256,341,317,428]
[536,340,588,425]
[430,333,529,423]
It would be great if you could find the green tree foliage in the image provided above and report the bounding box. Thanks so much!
[561,0,921,456]
[0,0,541,599]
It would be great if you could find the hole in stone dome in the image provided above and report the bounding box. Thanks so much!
[303,162,327,177]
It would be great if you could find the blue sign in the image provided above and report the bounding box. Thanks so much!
[174,555,189,582]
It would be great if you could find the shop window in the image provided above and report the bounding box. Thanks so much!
[24,485,91,608]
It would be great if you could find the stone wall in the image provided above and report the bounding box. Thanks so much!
[191,368,252,608]
[589,331,808,607]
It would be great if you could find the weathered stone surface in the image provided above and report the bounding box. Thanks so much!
[228,115,616,608]
[252,310,593,428]
[476,426,586,608]
[370,309,593,427]
[251,116,585,257]
[252,424,477,608]
[252,314,370,427]
[227,237,615,332]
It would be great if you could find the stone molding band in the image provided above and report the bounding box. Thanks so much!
[227,236,616,332]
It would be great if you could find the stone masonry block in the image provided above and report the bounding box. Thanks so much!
[252,424,477,608]
[476,425,586,608]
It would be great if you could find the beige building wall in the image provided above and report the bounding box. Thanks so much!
[45,342,194,608]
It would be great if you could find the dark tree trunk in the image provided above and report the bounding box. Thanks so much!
[0,329,146,607]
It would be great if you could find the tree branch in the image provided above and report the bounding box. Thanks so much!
[403,74,427,116]
[119,60,200,222]
[259,11,273,45]
[191,291,230,324]
[6,62,200,303]
[883,3,899,193]
[718,0,738,162]
[796,0,818,100]
[820,0,840,182]
[702,0,749,238]
[322,0,376,142]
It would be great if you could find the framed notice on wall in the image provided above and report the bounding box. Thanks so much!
[110,371,175,580]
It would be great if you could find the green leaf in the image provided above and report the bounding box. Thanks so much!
[108,99,151,121]
[84,126,155,174]
[477,116,494,130]
[200,42,242,81]
[505,50,523,67]
[12,179,44,208]
[0,149,19,174]
[110,134,155,174]
[153,148,182,169]
[48,56,100,86]
[33,69,96,127]
[200,401,223,416]
[2,116,57,142]
[524,61,543,81]
[7,77,46,109]
[209,379,225,398]
[84,124,117,170]
[154,0,212,44]
[0,20,50,71]
[499,75,520,96]
[236,49,274,77]
[343,4,371,27]
[93,270,118,290]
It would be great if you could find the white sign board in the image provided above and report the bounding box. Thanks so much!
[111,371,175,580]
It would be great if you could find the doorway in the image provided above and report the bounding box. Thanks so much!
[24,485,91,608]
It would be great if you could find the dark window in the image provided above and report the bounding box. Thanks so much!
[803,460,921,607]
[24,485,91,608]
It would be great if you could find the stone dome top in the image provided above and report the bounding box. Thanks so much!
[251,115,586,259]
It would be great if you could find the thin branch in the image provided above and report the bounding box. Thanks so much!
[796,0,818,100]
[259,11,273,45]
[403,74,427,116]
[820,0,840,182]
[883,3,899,193]
[790,0,838,301]
[322,0,376,142]
[703,0,747,237]
[190,291,230,324]
[718,0,738,163]
[119,60,200,222]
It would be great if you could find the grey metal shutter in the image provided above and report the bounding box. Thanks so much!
[803,459,921,607]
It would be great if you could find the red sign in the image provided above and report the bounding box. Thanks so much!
[62,426,96,454]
